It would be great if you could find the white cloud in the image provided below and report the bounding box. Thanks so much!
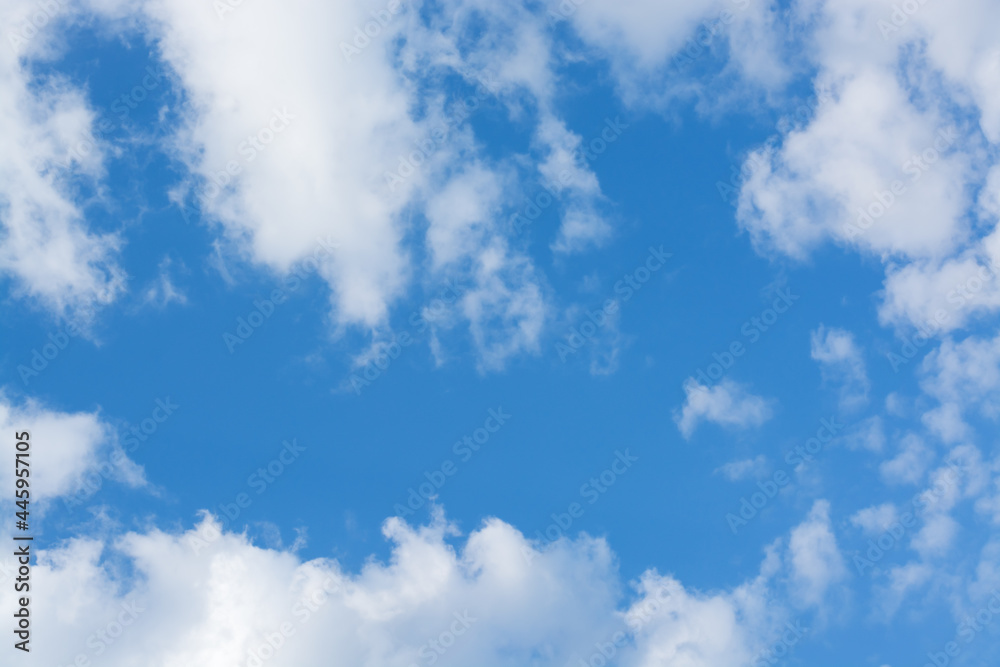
[737,70,970,262]
[919,332,1000,442]
[0,393,143,502]
[459,241,547,372]
[787,500,847,608]
[732,0,1000,342]
[0,508,801,667]
[69,0,629,370]
[0,0,125,321]
[911,513,959,560]
[534,115,611,254]
[570,0,724,71]
[810,325,869,411]
[674,378,774,438]
[850,503,899,536]
[567,0,790,106]
[874,562,933,620]
[715,455,768,481]
[135,0,419,328]
[879,434,933,486]
[141,256,187,308]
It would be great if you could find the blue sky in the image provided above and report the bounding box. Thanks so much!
[2,0,1000,666]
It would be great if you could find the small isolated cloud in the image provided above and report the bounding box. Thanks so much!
[850,503,899,536]
[880,434,933,486]
[810,325,869,412]
[674,378,774,439]
[716,455,768,481]
[841,416,885,453]
[142,257,187,308]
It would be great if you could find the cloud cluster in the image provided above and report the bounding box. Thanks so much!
[0,501,847,667]
[733,0,1000,346]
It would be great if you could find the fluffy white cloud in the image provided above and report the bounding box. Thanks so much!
[674,378,774,438]
[737,70,970,261]
[0,0,125,321]
[135,0,421,328]
[0,393,143,502]
[733,0,1000,342]
[67,0,638,369]
[810,325,869,411]
[0,508,803,667]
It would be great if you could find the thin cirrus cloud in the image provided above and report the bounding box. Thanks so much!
[810,325,870,412]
